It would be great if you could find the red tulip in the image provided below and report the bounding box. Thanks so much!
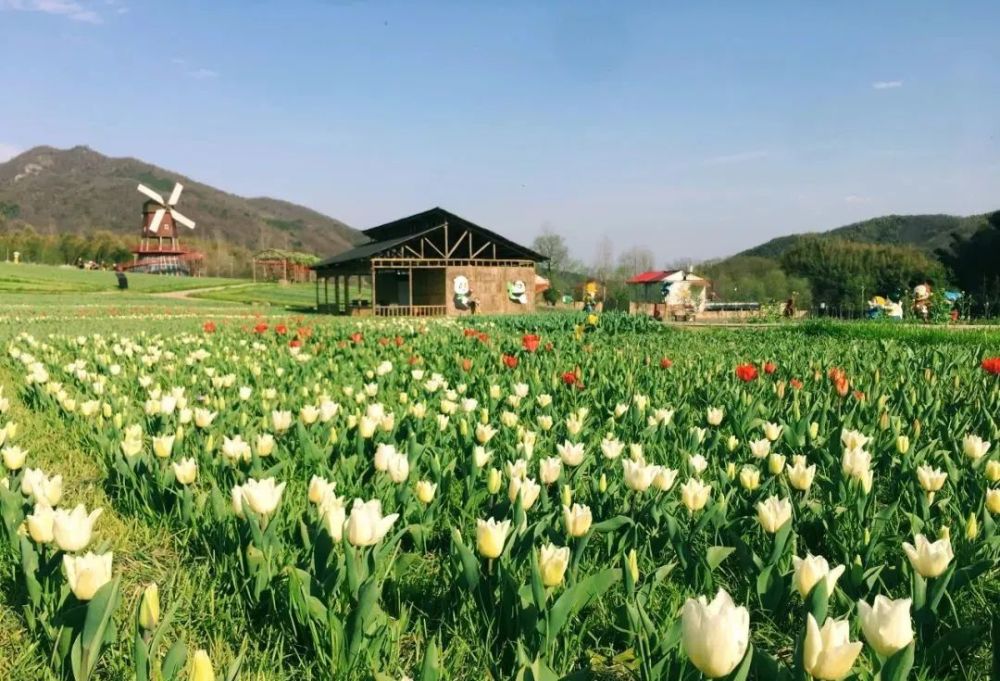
[562,371,577,386]
[735,364,758,382]
[502,354,518,369]
[790,378,804,390]
[763,361,777,375]
[350,332,363,344]
[202,321,216,333]
[253,322,268,334]
[660,357,673,369]
[275,324,288,335]
[982,357,1000,375]
[461,358,473,372]
[522,334,540,353]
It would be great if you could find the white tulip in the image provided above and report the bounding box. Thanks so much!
[562,503,592,537]
[706,407,724,426]
[623,459,655,492]
[63,551,113,601]
[749,438,771,459]
[962,434,991,461]
[346,498,398,546]
[476,517,511,558]
[172,458,198,485]
[902,534,953,578]
[508,476,541,510]
[756,495,791,533]
[237,478,286,517]
[858,595,913,657]
[557,440,585,467]
[539,456,562,485]
[792,554,845,599]
[680,478,712,512]
[538,543,570,587]
[803,614,863,680]
[52,504,103,552]
[386,452,410,483]
[681,589,750,678]
[26,503,55,544]
[2,445,27,470]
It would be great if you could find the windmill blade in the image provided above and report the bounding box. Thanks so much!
[170,209,196,230]
[148,208,166,233]
[167,182,184,206]
[137,184,166,205]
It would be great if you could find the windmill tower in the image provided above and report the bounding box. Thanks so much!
[129,181,204,275]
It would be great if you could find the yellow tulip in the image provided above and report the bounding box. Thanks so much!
[538,543,570,587]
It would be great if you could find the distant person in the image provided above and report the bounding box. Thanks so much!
[783,298,795,317]
[116,268,128,290]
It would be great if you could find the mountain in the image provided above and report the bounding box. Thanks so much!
[0,145,365,255]
[738,212,992,259]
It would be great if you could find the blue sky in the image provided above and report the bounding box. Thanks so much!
[1,0,998,262]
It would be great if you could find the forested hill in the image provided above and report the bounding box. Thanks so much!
[0,145,365,254]
[739,212,992,258]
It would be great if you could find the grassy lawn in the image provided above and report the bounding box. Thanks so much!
[0,262,249,293]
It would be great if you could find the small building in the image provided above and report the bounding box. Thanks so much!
[252,249,318,283]
[311,207,547,316]
[626,270,711,319]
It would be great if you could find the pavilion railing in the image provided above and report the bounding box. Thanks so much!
[374,305,447,317]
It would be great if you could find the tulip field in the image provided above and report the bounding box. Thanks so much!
[0,309,999,680]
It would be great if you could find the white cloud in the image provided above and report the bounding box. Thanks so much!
[872,80,903,90]
[702,150,769,166]
[844,194,872,204]
[188,68,219,79]
[0,0,104,23]
[0,143,21,163]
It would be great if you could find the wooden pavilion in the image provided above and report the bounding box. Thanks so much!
[311,207,547,316]
[251,249,317,283]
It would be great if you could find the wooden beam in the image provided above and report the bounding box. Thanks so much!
[446,229,468,258]
[422,237,445,257]
[407,266,413,309]
[470,240,493,259]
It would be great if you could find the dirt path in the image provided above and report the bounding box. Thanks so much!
[152,282,255,300]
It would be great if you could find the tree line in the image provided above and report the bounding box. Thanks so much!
[531,211,1000,317]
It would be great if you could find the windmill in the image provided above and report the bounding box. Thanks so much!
[138,182,196,238]
[128,180,204,276]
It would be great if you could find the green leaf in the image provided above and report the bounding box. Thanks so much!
[728,643,754,681]
[418,637,441,681]
[706,546,735,571]
[547,568,620,641]
[161,639,187,680]
[591,515,632,533]
[450,528,480,591]
[78,576,121,681]
[880,640,914,681]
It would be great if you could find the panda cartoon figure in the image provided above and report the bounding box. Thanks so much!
[913,283,932,321]
[507,280,528,305]
[453,275,473,310]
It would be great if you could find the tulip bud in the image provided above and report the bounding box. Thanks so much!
[809,422,819,440]
[486,468,501,494]
[726,435,739,452]
[938,526,950,541]
[879,411,890,431]
[328,427,338,445]
[726,462,736,480]
[204,434,215,454]
[138,582,160,631]
[626,548,639,584]
[598,473,607,494]
[864,528,870,545]
[985,460,1000,483]
[113,413,123,429]
[913,419,921,439]
[560,484,573,507]
[775,381,786,399]
[895,435,910,455]
[768,453,785,476]
[965,513,978,541]
[459,419,469,437]
[189,649,215,681]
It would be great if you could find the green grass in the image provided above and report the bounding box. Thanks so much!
[191,282,328,308]
[0,262,249,294]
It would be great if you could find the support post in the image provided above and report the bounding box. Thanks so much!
[408,266,414,313]
[315,277,319,309]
